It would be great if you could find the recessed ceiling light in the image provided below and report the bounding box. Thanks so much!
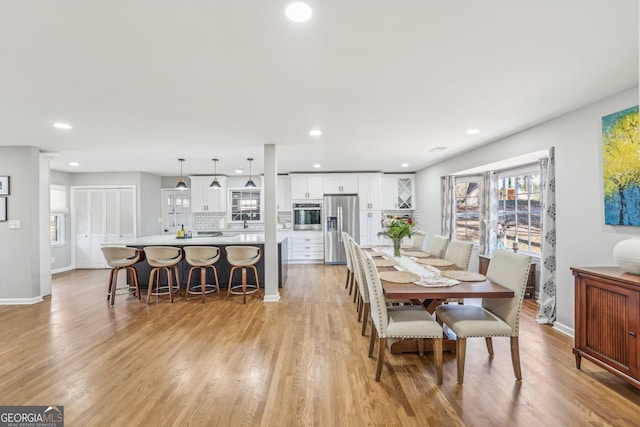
[285,2,312,22]
[53,123,72,130]
[309,129,322,137]
[466,128,480,135]
[429,146,447,152]
[313,163,321,168]
[68,162,79,166]
[235,169,243,174]
[401,163,409,168]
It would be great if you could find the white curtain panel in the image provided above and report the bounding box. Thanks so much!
[479,171,498,255]
[441,176,455,239]
[537,147,556,324]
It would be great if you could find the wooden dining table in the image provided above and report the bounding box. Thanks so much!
[367,247,515,353]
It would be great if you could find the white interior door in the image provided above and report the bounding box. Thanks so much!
[162,189,191,234]
[74,187,136,268]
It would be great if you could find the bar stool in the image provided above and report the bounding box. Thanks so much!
[226,246,262,304]
[184,246,221,303]
[143,246,182,304]
[101,246,142,306]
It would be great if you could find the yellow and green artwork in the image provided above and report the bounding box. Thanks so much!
[603,105,640,225]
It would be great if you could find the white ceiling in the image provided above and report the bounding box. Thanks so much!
[0,1,637,177]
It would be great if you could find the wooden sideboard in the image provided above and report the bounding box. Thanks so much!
[571,267,640,389]
[478,254,536,298]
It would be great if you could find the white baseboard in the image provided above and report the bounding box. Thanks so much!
[0,296,44,305]
[263,293,281,303]
[552,322,574,338]
[52,266,74,275]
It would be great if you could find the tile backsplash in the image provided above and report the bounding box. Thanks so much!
[192,211,294,231]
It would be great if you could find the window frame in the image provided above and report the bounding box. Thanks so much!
[50,213,65,247]
[228,188,263,223]
[497,164,541,255]
[454,175,482,245]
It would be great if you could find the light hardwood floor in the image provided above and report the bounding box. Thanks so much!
[0,265,639,426]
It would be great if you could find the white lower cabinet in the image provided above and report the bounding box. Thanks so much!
[359,210,383,246]
[290,231,324,263]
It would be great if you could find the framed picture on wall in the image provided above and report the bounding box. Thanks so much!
[0,197,6,221]
[0,176,8,196]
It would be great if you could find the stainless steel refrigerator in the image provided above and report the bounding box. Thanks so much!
[323,194,359,264]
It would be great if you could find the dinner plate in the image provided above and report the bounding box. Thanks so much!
[441,270,487,282]
[379,271,421,283]
[367,251,387,257]
[374,259,398,267]
[401,251,431,258]
[416,258,454,267]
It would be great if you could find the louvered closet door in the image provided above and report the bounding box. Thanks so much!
[75,187,136,268]
[75,189,106,268]
[104,188,135,242]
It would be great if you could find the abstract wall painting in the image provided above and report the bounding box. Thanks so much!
[603,105,640,225]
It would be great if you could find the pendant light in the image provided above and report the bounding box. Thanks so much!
[245,157,256,188]
[175,158,188,189]
[209,158,222,189]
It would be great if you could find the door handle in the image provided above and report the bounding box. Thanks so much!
[630,332,637,337]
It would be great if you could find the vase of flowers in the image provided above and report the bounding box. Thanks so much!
[490,221,509,253]
[378,215,414,257]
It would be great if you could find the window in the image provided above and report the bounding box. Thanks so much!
[497,166,541,254]
[455,176,481,243]
[50,185,68,246]
[50,214,65,245]
[230,190,261,222]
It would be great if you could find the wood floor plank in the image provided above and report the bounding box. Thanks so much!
[0,265,639,426]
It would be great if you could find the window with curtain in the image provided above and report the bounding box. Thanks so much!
[50,185,68,246]
[454,176,482,244]
[497,165,541,254]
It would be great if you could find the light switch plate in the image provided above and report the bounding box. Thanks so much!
[8,220,20,229]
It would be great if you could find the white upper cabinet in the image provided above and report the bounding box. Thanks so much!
[277,175,292,211]
[291,174,324,200]
[323,174,358,194]
[190,176,227,213]
[381,174,415,210]
[357,173,382,210]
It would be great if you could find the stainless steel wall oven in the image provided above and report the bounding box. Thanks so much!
[293,202,322,230]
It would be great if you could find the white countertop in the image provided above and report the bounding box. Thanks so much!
[103,232,290,246]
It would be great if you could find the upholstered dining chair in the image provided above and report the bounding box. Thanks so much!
[346,235,370,335]
[425,235,450,259]
[409,231,428,251]
[443,240,474,305]
[341,231,356,296]
[444,240,474,269]
[351,238,426,338]
[435,250,531,384]
[360,250,444,383]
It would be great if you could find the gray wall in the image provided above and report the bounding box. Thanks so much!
[414,86,639,334]
[0,147,42,299]
[161,176,190,188]
[139,172,162,236]
[50,170,72,271]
